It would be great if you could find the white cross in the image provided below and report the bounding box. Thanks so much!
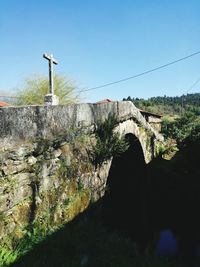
[43,53,58,95]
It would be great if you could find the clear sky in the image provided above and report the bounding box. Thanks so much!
[0,0,200,103]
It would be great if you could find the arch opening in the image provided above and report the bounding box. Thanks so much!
[103,133,150,250]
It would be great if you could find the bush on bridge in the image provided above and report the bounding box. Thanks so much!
[91,115,129,166]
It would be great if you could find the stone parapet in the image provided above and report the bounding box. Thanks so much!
[0,101,163,150]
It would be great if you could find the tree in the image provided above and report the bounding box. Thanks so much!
[161,111,200,147]
[15,74,79,105]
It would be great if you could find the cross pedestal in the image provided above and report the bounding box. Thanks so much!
[44,94,59,105]
[43,53,59,105]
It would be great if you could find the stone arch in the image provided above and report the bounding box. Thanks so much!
[103,132,150,249]
[115,119,154,163]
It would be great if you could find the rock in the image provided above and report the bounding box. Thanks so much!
[1,160,29,176]
[52,148,62,159]
[27,156,37,165]
[8,146,30,160]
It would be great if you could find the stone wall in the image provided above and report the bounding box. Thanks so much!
[0,130,111,250]
[147,116,162,132]
[0,101,163,150]
[0,101,163,252]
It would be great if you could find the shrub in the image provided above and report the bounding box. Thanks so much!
[15,74,79,105]
[91,115,129,166]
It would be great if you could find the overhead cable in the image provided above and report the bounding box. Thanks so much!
[78,50,200,93]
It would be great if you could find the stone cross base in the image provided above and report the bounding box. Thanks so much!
[44,94,59,106]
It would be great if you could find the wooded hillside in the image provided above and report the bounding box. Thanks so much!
[123,93,200,116]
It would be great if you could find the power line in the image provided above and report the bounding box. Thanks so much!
[78,50,200,94]
[185,77,200,94]
[180,76,200,114]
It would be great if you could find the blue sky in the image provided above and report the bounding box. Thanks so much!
[0,0,200,102]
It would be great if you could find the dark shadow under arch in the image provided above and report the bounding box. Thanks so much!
[103,133,151,251]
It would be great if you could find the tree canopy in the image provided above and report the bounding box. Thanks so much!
[123,93,200,116]
[161,112,200,147]
[15,74,79,105]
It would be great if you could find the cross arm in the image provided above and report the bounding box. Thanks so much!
[43,53,58,65]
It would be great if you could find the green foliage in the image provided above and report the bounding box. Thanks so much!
[0,248,18,266]
[91,115,129,166]
[183,123,200,145]
[58,158,79,179]
[123,93,200,154]
[125,91,200,151]
[123,93,200,116]
[156,139,178,160]
[0,226,53,267]
[0,187,89,266]
[15,74,79,105]
[161,112,200,147]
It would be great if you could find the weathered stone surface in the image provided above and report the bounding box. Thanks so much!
[1,160,29,176]
[27,156,37,165]
[0,101,163,150]
[52,148,62,159]
[0,101,164,250]
[0,172,33,213]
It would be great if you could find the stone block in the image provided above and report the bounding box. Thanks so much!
[44,94,59,105]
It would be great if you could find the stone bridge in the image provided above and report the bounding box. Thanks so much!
[0,101,163,161]
[0,101,163,249]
